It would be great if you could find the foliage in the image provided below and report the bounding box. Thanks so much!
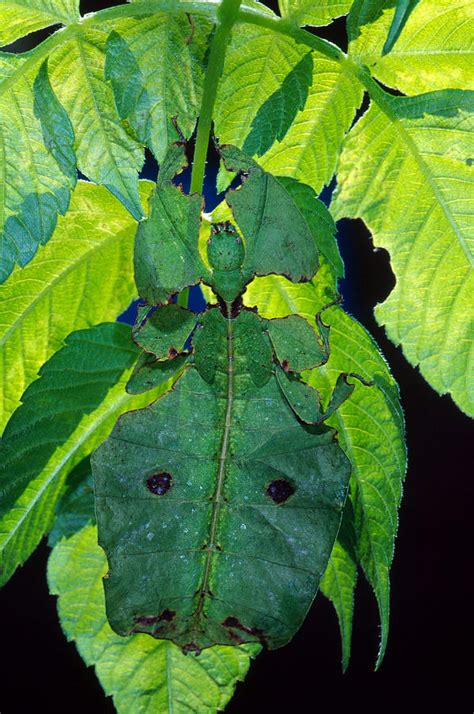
[0,0,470,710]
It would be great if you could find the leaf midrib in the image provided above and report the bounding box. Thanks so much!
[0,200,135,349]
[0,386,131,552]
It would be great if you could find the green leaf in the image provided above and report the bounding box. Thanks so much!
[349,0,474,93]
[0,0,79,47]
[48,525,258,714]
[0,180,152,432]
[382,0,419,55]
[258,57,363,195]
[242,52,314,158]
[48,27,144,219]
[333,87,474,416]
[48,458,95,547]
[104,13,212,163]
[0,323,161,587]
[214,23,308,152]
[34,59,76,185]
[319,500,357,671]
[244,274,406,667]
[278,0,353,27]
[0,53,74,282]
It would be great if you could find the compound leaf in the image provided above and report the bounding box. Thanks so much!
[105,13,212,163]
[242,52,314,158]
[0,0,79,47]
[0,53,75,282]
[214,23,308,154]
[349,0,474,93]
[0,323,162,587]
[48,27,144,220]
[48,458,95,547]
[278,0,353,27]
[0,180,152,432]
[48,525,258,714]
[319,500,357,671]
[258,57,363,195]
[333,87,474,416]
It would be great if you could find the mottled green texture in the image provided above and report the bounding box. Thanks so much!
[133,304,198,359]
[0,0,79,47]
[349,0,474,93]
[245,272,406,667]
[134,147,207,304]
[48,525,258,713]
[243,52,313,157]
[222,146,319,281]
[104,13,212,163]
[0,54,74,282]
[92,149,356,653]
[0,323,161,586]
[93,311,351,651]
[267,314,328,372]
[333,88,474,416]
[279,0,353,26]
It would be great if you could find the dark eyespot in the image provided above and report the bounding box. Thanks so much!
[146,472,172,495]
[266,479,295,504]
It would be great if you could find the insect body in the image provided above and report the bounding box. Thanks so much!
[92,145,361,653]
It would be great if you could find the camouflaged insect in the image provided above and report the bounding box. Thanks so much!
[92,145,363,653]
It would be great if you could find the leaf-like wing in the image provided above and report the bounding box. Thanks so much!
[48,525,258,713]
[92,307,351,651]
[0,53,75,281]
[105,13,212,163]
[278,0,353,27]
[245,274,406,667]
[0,0,79,47]
[333,88,474,416]
[0,180,152,432]
[0,323,162,587]
[350,0,474,93]
[134,147,208,304]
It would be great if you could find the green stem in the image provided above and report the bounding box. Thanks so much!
[189,0,244,195]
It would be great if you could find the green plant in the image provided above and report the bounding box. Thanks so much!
[0,0,471,710]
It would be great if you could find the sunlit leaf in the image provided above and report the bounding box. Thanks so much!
[0,323,161,586]
[333,86,474,416]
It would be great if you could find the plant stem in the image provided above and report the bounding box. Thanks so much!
[189,0,243,195]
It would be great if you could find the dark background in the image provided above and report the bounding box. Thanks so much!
[1,1,472,712]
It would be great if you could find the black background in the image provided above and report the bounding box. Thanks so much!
[1,1,472,712]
